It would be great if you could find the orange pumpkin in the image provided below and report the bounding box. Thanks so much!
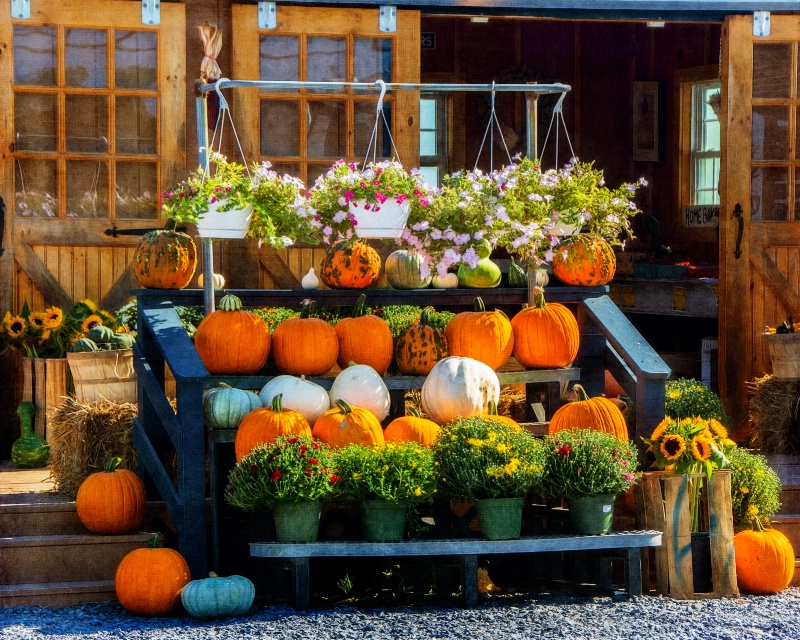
[511,286,579,368]
[444,297,514,370]
[235,394,312,462]
[133,229,197,290]
[548,384,629,441]
[319,239,382,289]
[334,294,393,374]
[734,520,795,594]
[312,399,385,448]
[75,457,147,535]
[395,306,449,375]
[551,234,616,286]
[194,294,271,374]
[384,407,441,447]
[115,534,191,617]
[481,400,522,431]
[271,303,339,376]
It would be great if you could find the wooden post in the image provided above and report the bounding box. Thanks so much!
[23,357,69,442]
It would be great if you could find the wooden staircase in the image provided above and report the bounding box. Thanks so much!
[0,463,169,608]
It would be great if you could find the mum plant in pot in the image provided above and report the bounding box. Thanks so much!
[432,416,544,540]
[224,434,341,543]
[539,428,639,535]
[334,441,437,541]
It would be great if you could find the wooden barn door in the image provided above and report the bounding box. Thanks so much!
[228,6,420,289]
[0,0,185,316]
[720,15,800,435]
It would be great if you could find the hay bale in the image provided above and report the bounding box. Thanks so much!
[404,387,528,422]
[47,396,137,499]
[747,374,800,454]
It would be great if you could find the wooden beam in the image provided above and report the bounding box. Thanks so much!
[100,264,138,312]
[750,247,800,320]
[258,248,302,289]
[14,243,73,310]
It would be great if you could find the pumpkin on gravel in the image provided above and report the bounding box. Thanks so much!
[445,297,513,370]
[181,572,255,619]
[133,229,197,290]
[551,233,616,286]
[194,294,271,375]
[75,456,147,535]
[319,239,382,289]
[548,384,629,441]
[734,518,795,595]
[115,533,191,617]
[511,286,579,369]
[395,306,449,375]
[271,302,338,376]
[312,399,385,448]
[234,394,312,462]
[334,294,393,374]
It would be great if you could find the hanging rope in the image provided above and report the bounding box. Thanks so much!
[540,92,576,168]
[207,78,250,178]
[473,81,514,172]
[363,79,402,166]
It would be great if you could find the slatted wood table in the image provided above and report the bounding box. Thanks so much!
[250,530,663,608]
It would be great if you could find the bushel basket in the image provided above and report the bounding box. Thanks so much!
[66,348,137,404]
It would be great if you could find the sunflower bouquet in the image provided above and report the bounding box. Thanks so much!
[0,302,78,358]
[643,415,736,530]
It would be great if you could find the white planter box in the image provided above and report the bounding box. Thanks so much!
[348,199,410,239]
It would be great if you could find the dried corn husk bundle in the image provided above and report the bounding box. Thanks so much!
[47,396,137,499]
[198,22,222,82]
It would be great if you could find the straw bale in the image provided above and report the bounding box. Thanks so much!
[747,374,800,454]
[47,396,137,499]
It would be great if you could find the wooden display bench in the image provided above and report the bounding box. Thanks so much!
[250,530,663,608]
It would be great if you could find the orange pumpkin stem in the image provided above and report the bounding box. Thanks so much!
[104,457,123,473]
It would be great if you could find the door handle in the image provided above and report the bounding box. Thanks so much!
[733,203,743,259]
[0,195,5,256]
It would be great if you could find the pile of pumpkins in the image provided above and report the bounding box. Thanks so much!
[69,324,136,353]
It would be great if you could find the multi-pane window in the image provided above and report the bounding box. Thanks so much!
[419,94,448,186]
[258,33,393,184]
[691,82,721,205]
[13,25,159,219]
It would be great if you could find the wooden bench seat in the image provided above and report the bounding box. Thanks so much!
[250,530,663,608]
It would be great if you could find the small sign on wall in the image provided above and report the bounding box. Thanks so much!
[685,205,720,228]
[421,33,436,49]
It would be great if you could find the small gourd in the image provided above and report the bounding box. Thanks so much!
[87,324,115,343]
[507,257,528,288]
[431,272,459,289]
[301,267,320,290]
[71,337,100,352]
[385,249,432,289]
[11,401,49,468]
[181,572,256,619]
[457,257,502,288]
[197,272,226,290]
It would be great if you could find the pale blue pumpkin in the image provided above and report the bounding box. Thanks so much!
[203,384,263,429]
[180,572,255,619]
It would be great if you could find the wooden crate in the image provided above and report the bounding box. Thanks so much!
[634,470,738,599]
[21,357,70,444]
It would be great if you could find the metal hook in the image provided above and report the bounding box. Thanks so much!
[214,78,230,112]
[553,92,566,114]
[375,79,387,116]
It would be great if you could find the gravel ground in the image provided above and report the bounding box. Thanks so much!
[2,590,800,640]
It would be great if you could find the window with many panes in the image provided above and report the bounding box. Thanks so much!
[13,25,160,219]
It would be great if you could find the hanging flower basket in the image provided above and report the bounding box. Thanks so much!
[348,198,410,239]
[195,200,253,239]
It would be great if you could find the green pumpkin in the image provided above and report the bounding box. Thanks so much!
[204,383,263,429]
[385,249,432,290]
[110,333,135,350]
[70,337,99,352]
[180,572,255,619]
[87,324,115,343]
[11,402,49,469]
[507,257,528,288]
[457,258,502,288]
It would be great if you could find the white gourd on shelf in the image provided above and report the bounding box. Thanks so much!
[259,375,330,424]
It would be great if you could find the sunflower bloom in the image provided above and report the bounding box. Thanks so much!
[660,434,686,461]
[649,418,670,441]
[43,306,63,329]
[30,312,48,330]
[80,314,104,333]
[708,418,728,440]
[6,315,25,338]
[691,436,712,461]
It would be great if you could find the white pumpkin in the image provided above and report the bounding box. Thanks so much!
[259,375,330,424]
[420,356,500,425]
[198,272,226,290]
[328,363,390,422]
[301,267,320,290]
[431,272,459,289]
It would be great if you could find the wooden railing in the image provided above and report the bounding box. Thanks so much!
[132,286,669,578]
